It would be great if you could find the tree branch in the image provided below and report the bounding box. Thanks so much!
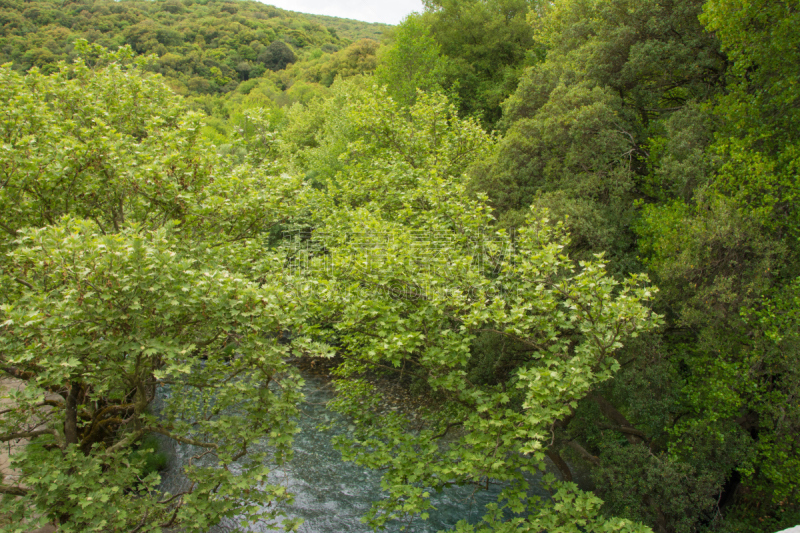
[12,277,34,290]
[0,428,56,442]
[598,423,649,440]
[0,366,36,381]
[104,429,145,456]
[566,440,601,466]
[432,420,464,440]
[0,220,18,238]
[591,393,644,444]
[0,485,28,496]
[147,427,218,449]
[546,448,573,481]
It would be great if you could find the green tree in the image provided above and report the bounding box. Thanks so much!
[375,14,451,107]
[420,0,540,128]
[278,83,660,533]
[0,222,305,532]
[258,40,296,71]
[472,0,725,267]
[626,0,800,520]
[700,0,800,234]
[0,47,317,532]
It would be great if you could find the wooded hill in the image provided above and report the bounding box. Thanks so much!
[0,0,387,93]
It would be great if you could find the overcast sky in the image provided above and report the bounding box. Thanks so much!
[259,0,425,25]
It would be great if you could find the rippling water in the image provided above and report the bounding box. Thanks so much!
[157,373,549,533]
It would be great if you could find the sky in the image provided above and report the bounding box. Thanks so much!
[258,0,425,25]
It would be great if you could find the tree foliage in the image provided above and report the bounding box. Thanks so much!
[275,83,659,532]
[0,0,384,96]
[417,0,541,128]
[0,46,320,532]
[2,0,800,531]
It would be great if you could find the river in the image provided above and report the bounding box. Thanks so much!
[156,372,550,533]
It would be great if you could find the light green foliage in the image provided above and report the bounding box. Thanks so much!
[701,0,800,234]
[280,38,380,90]
[280,79,493,189]
[301,14,390,42]
[452,482,652,533]
[192,37,383,141]
[277,82,660,532]
[375,14,452,107]
[0,48,318,532]
[317,38,380,84]
[0,221,304,532]
[0,44,212,237]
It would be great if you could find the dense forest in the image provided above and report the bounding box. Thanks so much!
[0,0,798,532]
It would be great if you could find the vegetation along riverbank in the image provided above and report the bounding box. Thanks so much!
[1,0,799,532]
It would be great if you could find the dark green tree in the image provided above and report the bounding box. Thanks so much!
[258,40,296,71]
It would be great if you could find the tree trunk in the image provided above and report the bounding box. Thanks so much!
[591,393,644,444]
[64,382,80,446]
[546,448,573,482]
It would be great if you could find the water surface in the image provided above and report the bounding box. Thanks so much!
[158,373,548,532]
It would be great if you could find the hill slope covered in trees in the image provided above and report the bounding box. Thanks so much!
[0,0,386,94]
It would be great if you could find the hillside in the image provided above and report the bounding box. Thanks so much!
[0,0,387,96]
[301,12,390,42]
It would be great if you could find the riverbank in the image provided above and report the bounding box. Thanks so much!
[0,378,57,533]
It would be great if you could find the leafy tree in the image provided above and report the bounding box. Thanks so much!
[460,1,800,530]
[700,0,800,235]
[470,81,641,270]
[0,46,317,532]
[375,14,452,107]
[471,0,725,266]
[0,221,305,532]
[259,40,296,71]
[277,83,660,533]
[419,0,540,128]
[624,1,800,523]
[0,0,386,99]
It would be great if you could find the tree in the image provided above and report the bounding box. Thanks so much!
[700,0,800,235]
[375,14,452,107]
[460,1,800,530]
[626,0,800,520]
[0,222,305,532]
[419,0,540,128]
[277,84,660,533]
[0,45,318,532]
[472,0,726,270]
[258,40,296,71]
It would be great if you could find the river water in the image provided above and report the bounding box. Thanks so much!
[157,373,549,533]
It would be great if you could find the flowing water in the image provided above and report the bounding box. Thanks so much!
[157,373,549,533]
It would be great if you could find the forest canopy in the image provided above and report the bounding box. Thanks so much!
[1,0,799,532]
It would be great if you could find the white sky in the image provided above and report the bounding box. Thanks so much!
[258,1,425,25]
